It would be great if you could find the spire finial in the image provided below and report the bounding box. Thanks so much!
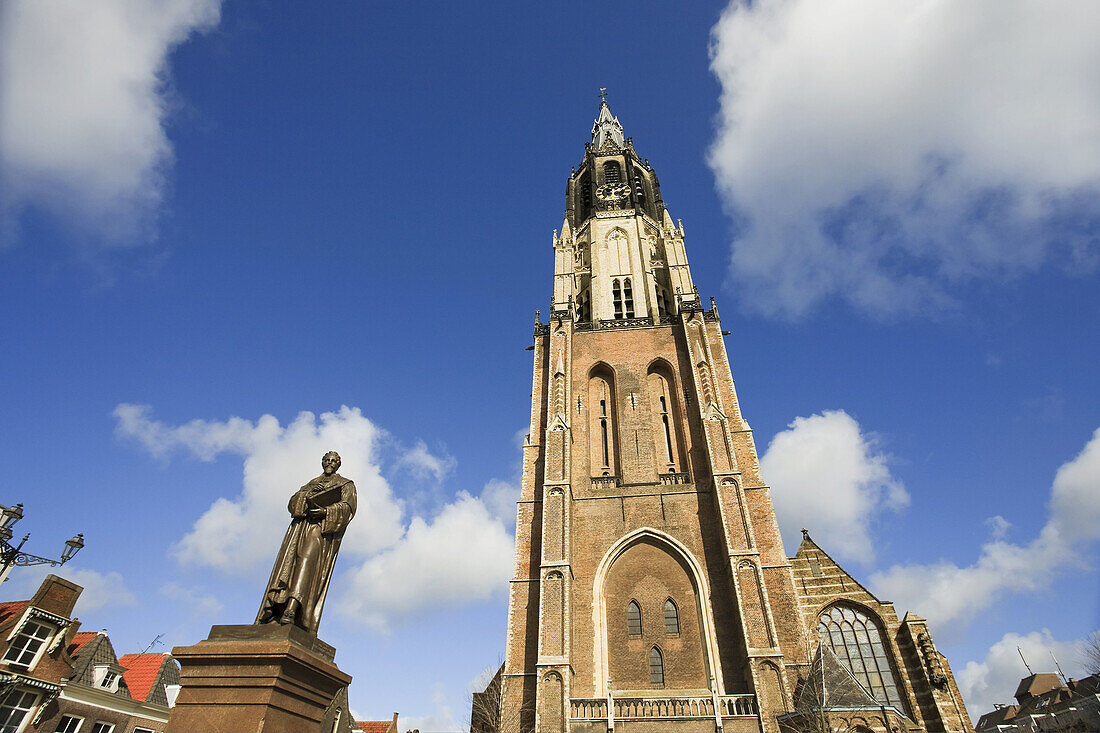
[599,87,608,105]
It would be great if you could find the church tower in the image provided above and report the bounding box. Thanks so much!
[491,97,972,733]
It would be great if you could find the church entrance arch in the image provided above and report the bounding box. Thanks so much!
[592,528,724,695]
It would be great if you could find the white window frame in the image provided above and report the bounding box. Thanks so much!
[88,723,114,733]
[2,620,56,670]
[91,666,120,693]
[132,728,154,733]
[53,714,84,733]
[0,688,40,733]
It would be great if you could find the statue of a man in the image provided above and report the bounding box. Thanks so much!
[256,451,356,633]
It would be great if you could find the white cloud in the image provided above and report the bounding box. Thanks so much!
[398,683,463,733]
[67,569,136,613]
[338,492,514,632]
[708,0,1100,319]
[761,409,907,563]
[397,440,457,483]
[480,478,519,528]
[116,404,518,631]
[0,0,220,242]
[159,581,223,618]
[958,630,1090,720]
[872,427,1100,631]
[114,404,405,571]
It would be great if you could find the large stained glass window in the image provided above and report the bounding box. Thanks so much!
[817,604,904,708]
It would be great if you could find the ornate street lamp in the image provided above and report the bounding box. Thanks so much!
[0,503,85,583]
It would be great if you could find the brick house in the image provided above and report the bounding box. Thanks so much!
[974,672,1100,732]
[0,574,178,733]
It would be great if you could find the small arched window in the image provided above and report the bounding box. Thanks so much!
[612,279,623,319]
[663,599,679,635]
[648,647,664,686]
[603,161,622,184]
[633,171,646,203]
[627,601,642,636]
[623,278,634,318]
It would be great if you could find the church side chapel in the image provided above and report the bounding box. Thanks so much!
[478,97,974,733]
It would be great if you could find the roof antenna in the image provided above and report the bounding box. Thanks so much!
[1017,646,1034,675]
[1050,650,1068,685]
[140,633,165,656]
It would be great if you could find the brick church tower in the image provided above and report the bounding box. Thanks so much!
[488,97,973,733]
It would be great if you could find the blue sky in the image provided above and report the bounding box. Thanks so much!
[1,1,1098,728]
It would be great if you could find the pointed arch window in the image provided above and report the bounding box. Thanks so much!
[633,171,646,203]
[818,604,904,708]
[663,599,679,635]
[623,278,634,318]
[599,398,610,468]
[659,395,674,463]
[612,279,623,319]
[603,161,622,184]
[648,647,664,686]
[657,288,668,317]
[577,287,591,322]
[626,601,642,637]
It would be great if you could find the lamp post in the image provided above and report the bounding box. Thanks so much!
[0,503,84,585]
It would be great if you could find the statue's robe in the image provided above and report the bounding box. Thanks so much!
[256,473,356,634]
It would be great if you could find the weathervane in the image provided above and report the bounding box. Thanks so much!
[599,87,607,105]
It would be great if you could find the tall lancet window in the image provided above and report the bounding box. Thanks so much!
[603,160,622,184]
[599,399,610,468]
[589,367,618,476]
[623,278,634,318]
[659,396,674,463]
[647,365,684,474]
[633,171,646,204]
[657,288,668,317]
[612,279,623,319]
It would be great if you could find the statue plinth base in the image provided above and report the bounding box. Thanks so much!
[166,624,351,733]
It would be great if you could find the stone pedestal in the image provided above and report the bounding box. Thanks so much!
[166,624,352,733]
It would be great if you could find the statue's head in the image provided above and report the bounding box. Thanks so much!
[321,451,341,475]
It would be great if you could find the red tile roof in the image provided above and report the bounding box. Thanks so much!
[66,631,98,656]
[355,722,393,733]
[0,601,27,626]
[118,653,167,702]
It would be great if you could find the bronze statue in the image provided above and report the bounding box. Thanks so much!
[256,451,356,633]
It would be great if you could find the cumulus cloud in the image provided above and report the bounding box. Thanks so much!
[0,0,220,242]
[396,440,457,483]
[872,427,1100,631]
[398,683,463,733]
[708,0,1100,319]
[338,492,514,632]
[958,630,1090,720]
[66,569,136,613]
[761,409,907,563]
[114,404,405,571]
[159,581,223,618]
[115,403,517,630]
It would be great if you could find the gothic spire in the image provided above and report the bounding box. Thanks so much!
[591,89,625,151]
